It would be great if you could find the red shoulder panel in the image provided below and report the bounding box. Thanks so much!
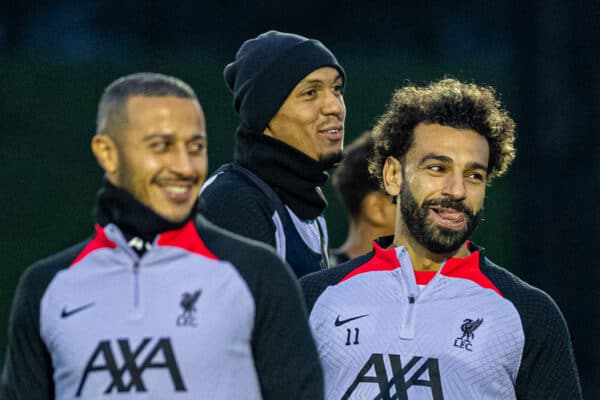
[70,225,117,267]
[441,251,503,296]
[340,241,400,283]
[157,220,218,260]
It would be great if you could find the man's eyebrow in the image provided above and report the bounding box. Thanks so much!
[142,133,174,142]
[299,73,343,86]
[142,132,206,142]
[187,131,206,138]
[419,153,488,171]
[466,161,488,172]
[419,153,452,165]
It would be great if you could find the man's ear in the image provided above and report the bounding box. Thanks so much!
[91,134,119,175]
[382,156,402,197]
[361,192,391,227]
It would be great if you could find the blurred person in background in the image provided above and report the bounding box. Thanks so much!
[329,130,396,265]
[1,72,323,400]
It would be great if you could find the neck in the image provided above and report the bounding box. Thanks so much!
[337,219,392,259]
[392,223,470,271]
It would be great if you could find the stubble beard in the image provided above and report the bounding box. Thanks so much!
[114,147,199,223]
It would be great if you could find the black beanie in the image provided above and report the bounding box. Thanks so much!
[224,30,345,133]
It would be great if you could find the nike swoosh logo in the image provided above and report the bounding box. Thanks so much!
[335,314,369,326]
[61,302,95,318]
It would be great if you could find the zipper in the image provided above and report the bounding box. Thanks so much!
[396,249,448,341]
[102,224,143,314]
[396,248,418,340]
[133,260,140,309]
[399,291,417,340]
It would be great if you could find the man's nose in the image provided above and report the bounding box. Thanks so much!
[169,146,195,177]
[322,90,345,117]
[441,172,467,200]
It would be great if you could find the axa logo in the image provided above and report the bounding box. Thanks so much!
[177,289,202,327]
[343,353,443,400]
[453,318,483,352]
[76,337,186,397]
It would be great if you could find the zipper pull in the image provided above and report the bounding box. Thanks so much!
[400,294,417,340]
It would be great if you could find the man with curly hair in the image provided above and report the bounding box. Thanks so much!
[300,78,582,399]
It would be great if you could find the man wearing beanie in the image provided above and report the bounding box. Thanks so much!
[199,30,346,278]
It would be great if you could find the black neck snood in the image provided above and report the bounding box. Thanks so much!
[233,126,338,220]
[93,179,193,243]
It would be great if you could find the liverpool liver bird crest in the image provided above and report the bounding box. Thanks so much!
[177,289,202,327]
[460,318,483,341]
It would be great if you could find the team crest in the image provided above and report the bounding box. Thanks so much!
[176,289,202,327]
[453,318,483,351]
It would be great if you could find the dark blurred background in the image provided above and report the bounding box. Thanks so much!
[1,0,598,396]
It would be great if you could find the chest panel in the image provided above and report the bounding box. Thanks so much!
[311,271,524,400]
[40,247,260,399]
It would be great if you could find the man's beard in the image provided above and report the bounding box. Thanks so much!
[399,182,481,254]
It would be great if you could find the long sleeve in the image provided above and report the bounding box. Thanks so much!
[251,255,324,400]
[514,290,582,399]
[481,258,583,399]
[1,266,55,400]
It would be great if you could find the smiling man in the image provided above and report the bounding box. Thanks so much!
[1,73,324,399]
[199,30,345,278]
[94,92,207,225]
[300,79,582,399]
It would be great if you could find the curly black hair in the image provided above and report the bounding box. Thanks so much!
[369,78,516,187]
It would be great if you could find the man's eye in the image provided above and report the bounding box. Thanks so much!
[429,165,443,173]
[150,142,168,152]
[189,142,205,153]
[302,89,317,97]
[467,172,486,182]
[333,84,344,95]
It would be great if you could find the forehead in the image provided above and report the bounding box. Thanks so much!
[125,95,205,133]
[293,66,342,89]
[408,123,489,165]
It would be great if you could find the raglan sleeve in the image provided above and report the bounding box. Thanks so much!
[299,271,330,313]
[0,266,55,400]
[515,290,582,400]
[250,252,324,400]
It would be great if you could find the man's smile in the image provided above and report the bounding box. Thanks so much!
[428,206,467,230]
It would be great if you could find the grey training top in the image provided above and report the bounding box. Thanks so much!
[1,216,323,399]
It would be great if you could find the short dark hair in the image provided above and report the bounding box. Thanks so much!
[332,131,381,218]
[96,72,198,136]
[369,78,516,186]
